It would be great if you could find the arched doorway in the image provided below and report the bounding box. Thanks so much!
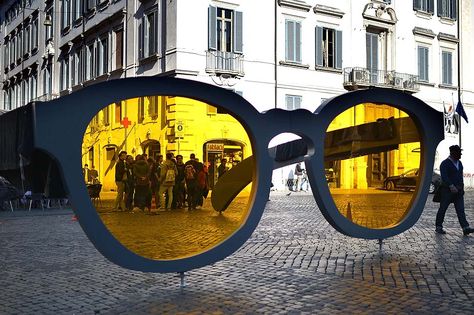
[141,139,161,160]
[203,140,245,189]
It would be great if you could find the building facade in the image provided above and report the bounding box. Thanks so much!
[1,0,473,190]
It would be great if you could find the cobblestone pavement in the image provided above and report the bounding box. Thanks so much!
[1,191,474,314]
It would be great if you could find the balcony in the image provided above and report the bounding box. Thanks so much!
[206,51,245,77]
[343,67,419,93]
[33,93,60,102]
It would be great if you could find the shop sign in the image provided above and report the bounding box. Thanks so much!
[176,120,184,137]
[206,143,224,152]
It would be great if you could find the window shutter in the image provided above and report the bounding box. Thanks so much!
[448,52,452,84]
[285,95,293,110]
[437,0,443,16]
[208,6,217,50]
[143,17,149,57]
[295,22,301,62]
[428,0,434,13]
[295,96,301,109]
[315,26,323,66]
[417,47,423,80]
[413,0,421,10]
[335,30,342,69]
[285,20,293,61]
[233,11,243,53]
[138,19,144,59]
[451,0,457,19]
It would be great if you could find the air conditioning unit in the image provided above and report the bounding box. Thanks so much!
[393,77,403,88]
[351,69,368,82]
[403,80,416,90]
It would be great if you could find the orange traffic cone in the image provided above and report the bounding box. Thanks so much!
[346,202,353,222]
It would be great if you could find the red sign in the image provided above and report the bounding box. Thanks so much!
[121,117,132,128]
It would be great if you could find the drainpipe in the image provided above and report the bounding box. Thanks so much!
[457,0,461,147]
[274,0,278,109]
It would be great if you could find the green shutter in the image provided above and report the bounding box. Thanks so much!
[315,26,323,66]
[208,6,217,50]
[335,30,342,69]
[233,11,243,53]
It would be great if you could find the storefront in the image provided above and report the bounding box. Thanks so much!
[203,140,245,189]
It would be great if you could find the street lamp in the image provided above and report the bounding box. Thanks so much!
[44,14,53,27]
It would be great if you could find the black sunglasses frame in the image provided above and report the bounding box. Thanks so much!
[31,77,444,273]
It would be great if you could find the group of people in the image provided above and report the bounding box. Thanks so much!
[114,151,210,212]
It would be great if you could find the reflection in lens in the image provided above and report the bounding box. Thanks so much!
[324,103,421,229]
[82,96,253,260]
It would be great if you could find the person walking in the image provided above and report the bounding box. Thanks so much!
[124,155,135,211]
[435,145,474,235]
[133,155,151,212]
[172,154,186,209]
[159,153,177,210]
[114,151,127,211]
[217,158,227,178]
[295,163,304,191]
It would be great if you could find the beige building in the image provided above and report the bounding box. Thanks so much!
[1,0,473,189]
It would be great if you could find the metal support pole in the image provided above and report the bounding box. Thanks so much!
[178,271,186,288]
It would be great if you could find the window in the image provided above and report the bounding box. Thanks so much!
[4,40,9,67]
[208,6,243,54]
[417,46,429,82]
[138,97,145,123]
[115,102,122,123]
[43,64,52,95]
[139,8,158,59]
[413,0,434,13]
[97,36,108,76]
[72,48,81,85]
[113,28,123,69]
[23,23,30,55]
[103,107,110,125]
[62,0,71,30]
[32,16,38,51]
[315,26,342,69]
[45,8,54,42]
[285,95,302,110]
[148,96,158,117]
[285,20,301,63]
[29,73,37,100]
[85,43,94,80]
[60,55,70,91]
[86,0,95,12]
[18,29,23,60]
[73,0,82,20]
[441,51,453,85]
[438,0,457,19]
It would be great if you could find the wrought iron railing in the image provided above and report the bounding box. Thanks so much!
[343,67,419,93]
[206,51,245,77]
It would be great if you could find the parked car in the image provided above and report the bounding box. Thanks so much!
[383,168,441,193]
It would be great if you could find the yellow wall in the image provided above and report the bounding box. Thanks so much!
[82,96,251,191]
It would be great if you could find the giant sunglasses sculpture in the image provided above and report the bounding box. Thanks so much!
[31,77,443,273]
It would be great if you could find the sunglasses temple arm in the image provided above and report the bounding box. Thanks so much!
[211,139,307,212]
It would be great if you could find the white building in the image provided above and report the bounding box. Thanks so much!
[1,0,473,188]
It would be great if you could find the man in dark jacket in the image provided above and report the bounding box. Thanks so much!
[114,151,127,211]
[435,145,474,235]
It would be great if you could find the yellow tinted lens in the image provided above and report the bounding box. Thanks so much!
[82,96,253,260]
[324,103,421,229]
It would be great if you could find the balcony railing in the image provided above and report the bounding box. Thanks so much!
[343,67,419,93]
[32,93,60,102]
[206,51,245,77]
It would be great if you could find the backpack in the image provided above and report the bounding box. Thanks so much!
[185,165,196,180]
[164,166,176,183]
